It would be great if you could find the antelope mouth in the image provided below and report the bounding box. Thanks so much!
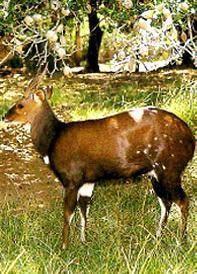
[3,115,15,123]
[3,115,21,124]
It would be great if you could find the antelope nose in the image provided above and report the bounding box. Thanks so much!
[2,112,10,122]
[2,114,6,121]
[2,116,8,122]
[2,107,14,122]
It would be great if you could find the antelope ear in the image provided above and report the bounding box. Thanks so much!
[44,86,53,99]
[33,86,53,102]
[34,90,46,102]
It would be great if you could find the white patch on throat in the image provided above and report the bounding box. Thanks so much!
[43,155,50,165]
[77,183,95,201]
[129,109,144,123]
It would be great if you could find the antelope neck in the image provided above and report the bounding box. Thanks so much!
[31,103,61,156]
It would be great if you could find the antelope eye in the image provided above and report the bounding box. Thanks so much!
[17,104,24,109]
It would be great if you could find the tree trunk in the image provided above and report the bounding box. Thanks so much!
[169,16,196,69]
[181,16,196,68]
[86,0,103,73]
[74,21,82,66]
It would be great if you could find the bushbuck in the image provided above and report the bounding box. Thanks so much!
[4,77,195,248]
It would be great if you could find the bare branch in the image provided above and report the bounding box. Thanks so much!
[0,52,13,67]
[24,63,48,95]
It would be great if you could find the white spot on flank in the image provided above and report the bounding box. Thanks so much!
[77,183,95,201]
[136,150,141,154]
[129,109,144,123]
[143,148,148,154]
[179,140,183,144]
[154,137,158,141]
[171,153,175,157]
[148,144,152,148]
[162,165,166,170]
[163,134,167,138]
[43,155,50,165]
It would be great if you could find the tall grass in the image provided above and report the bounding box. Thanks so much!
[0,182,196,273]
[51,78,196,133]
[0,74,196,273]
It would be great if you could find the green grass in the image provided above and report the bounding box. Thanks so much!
[51,76,196,133]
[0,72,196,273]
[0,181,196,273]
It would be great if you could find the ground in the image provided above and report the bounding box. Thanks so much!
[0,125,62,209]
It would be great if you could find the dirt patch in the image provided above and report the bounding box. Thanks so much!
[0,124,62,210]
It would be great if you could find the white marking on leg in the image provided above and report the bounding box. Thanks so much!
[147,170,158,181]
[69,212,75,225]
[129,109,144,123]
[79,208,86,243]
[43,155,50,165]
[77,183,94,201]
[86,205,90,218]
[157,197,167,237]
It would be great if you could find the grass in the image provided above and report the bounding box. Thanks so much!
[0,182,196,273]
[51,76,196,133]
[0,72,196,273]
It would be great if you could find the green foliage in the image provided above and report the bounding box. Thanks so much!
[0,0,196,72]
[50,75,197,133]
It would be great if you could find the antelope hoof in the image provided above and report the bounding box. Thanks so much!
[62,242,68,250]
